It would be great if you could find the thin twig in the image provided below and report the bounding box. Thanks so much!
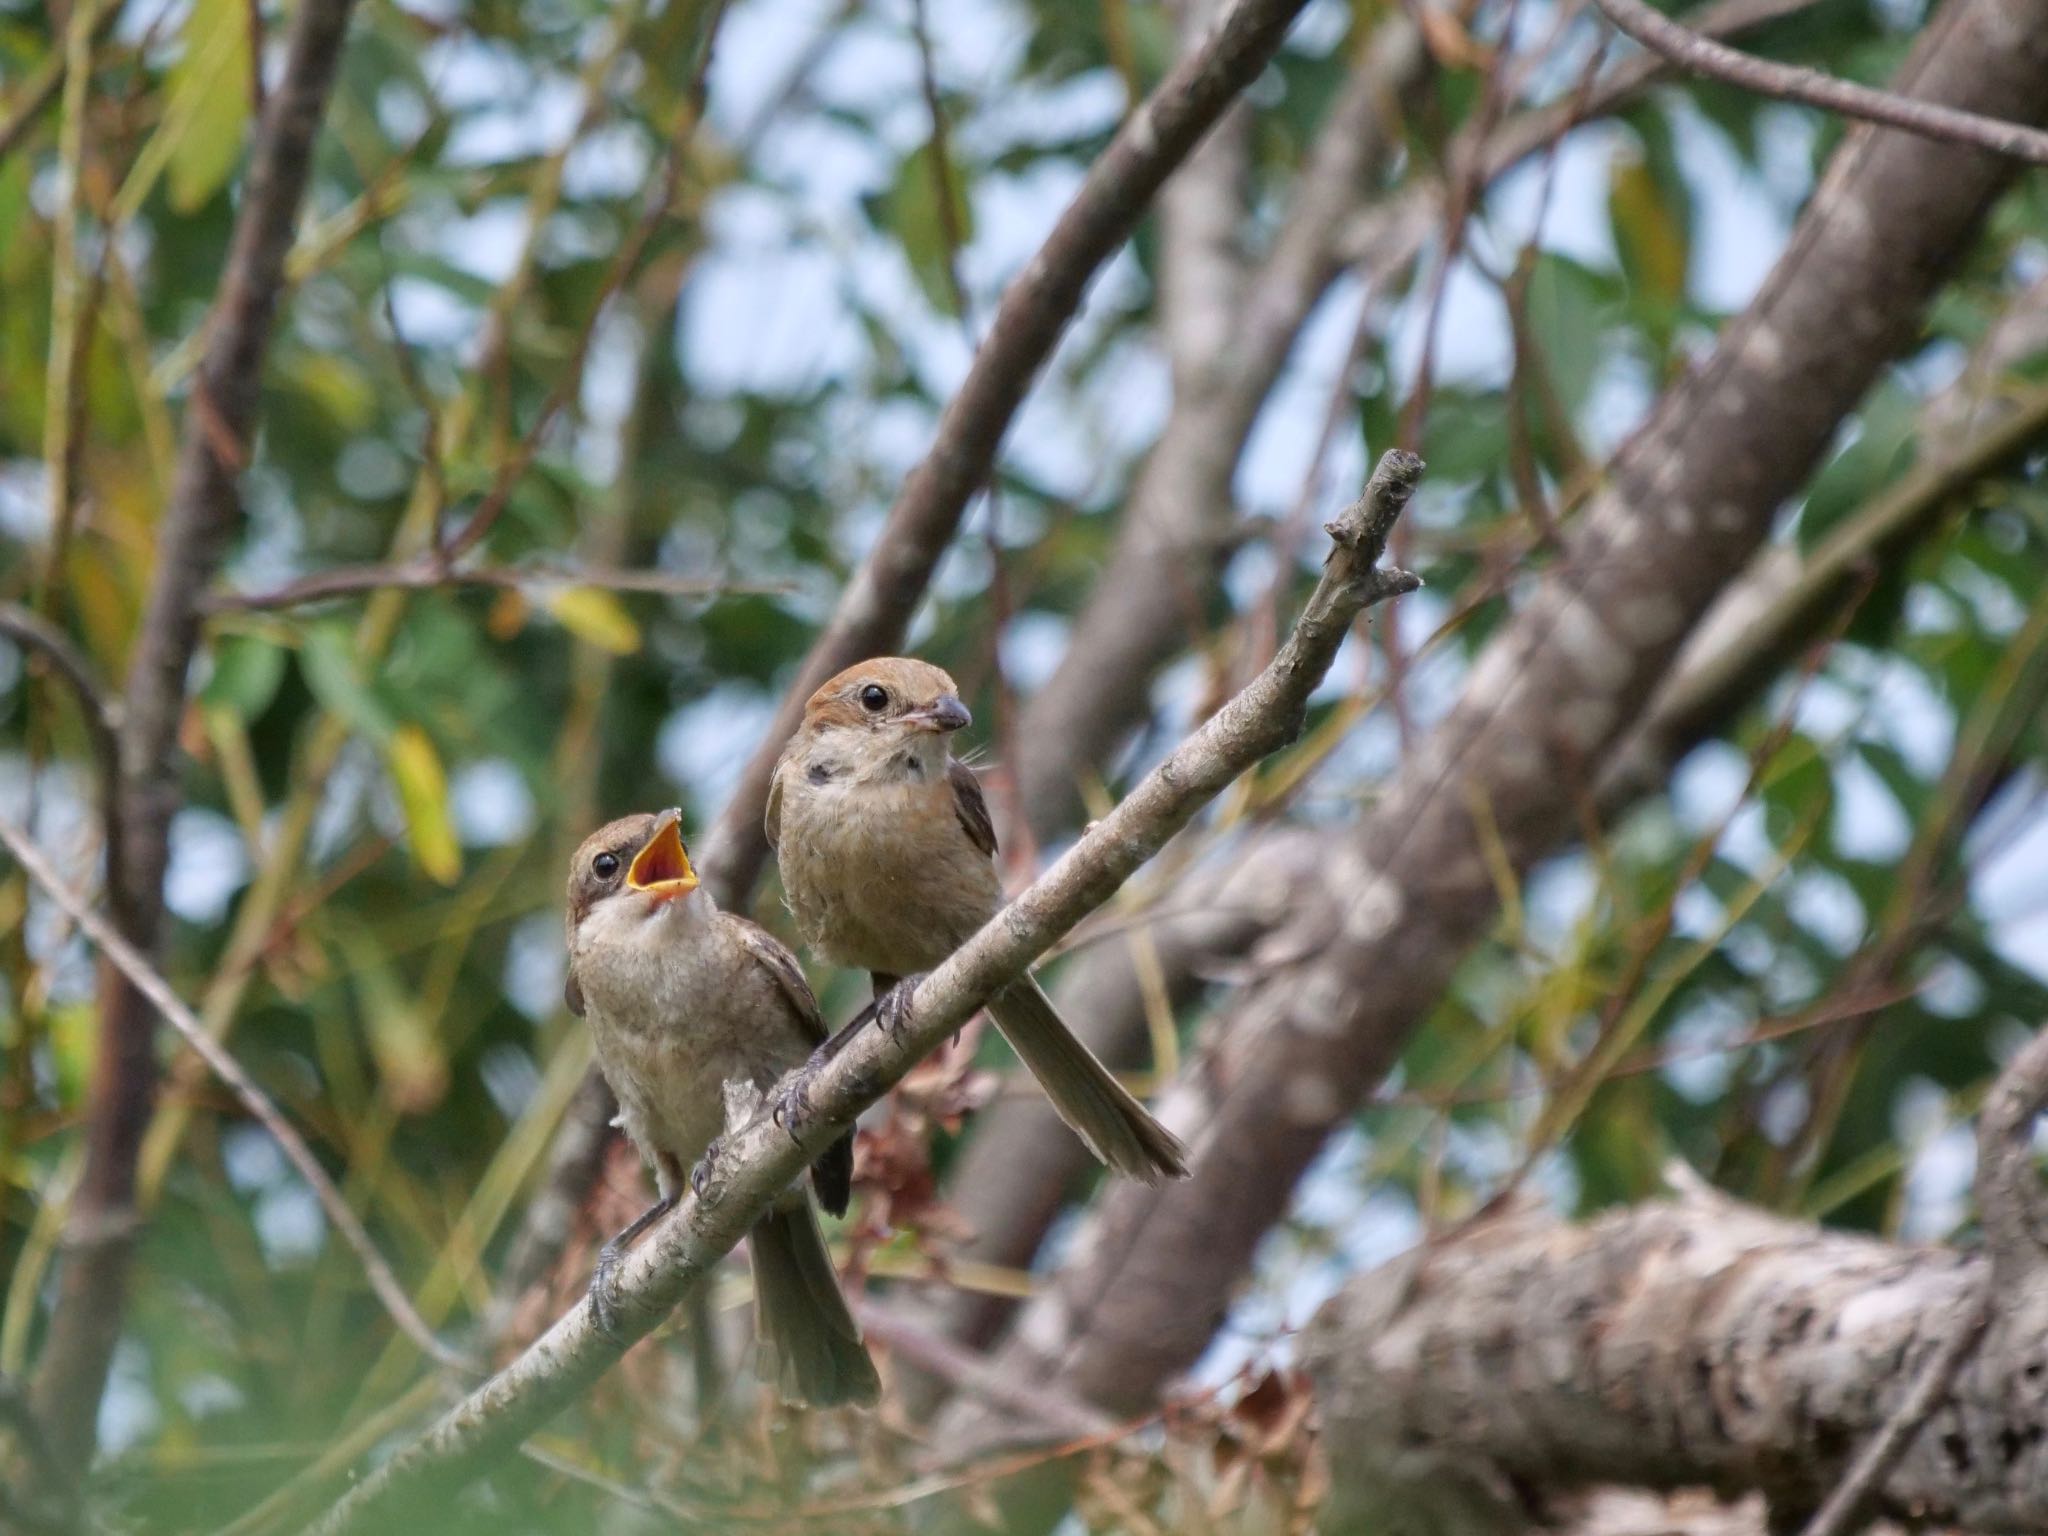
[297,452,1421,1536]
[1592,0,2048,164]
[0,605,119,775]
[0,819,473,1374]
[205,562,791,613]
[854,1302,1117,1440]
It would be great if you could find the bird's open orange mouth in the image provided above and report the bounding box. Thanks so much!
[628,815,699,900]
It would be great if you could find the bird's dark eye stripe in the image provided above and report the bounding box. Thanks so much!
[858,684,889,711]
[592,851,620,878]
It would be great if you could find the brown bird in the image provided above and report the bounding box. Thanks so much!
[767,657,1189,1183]
[564,810,879,1408]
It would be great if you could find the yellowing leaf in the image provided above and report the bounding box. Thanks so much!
[1608,148,1688,309]
[544,586,641,655]
[289,354,376,434]
[46,1002,97,1110]
[337,929,449,1116]
[386,725,461,887]
[165,0,252,212]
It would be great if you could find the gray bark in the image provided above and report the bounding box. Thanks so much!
[1301,1192,2028,1536]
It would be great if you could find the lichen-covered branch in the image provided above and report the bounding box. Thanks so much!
[1305,1026,2048,1536]
[297,454,1420,1536]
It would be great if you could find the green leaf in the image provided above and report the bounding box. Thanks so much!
[385,724,461,887]
[1522,254,1611,420]
[165,0,252,212]
[299,625,398,743]
[201,635,287,719]
[886,142,975,312]
[46,1002,95,1110]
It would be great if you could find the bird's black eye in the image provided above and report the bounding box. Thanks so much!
[858,684,890,713]
[592,852,620,880]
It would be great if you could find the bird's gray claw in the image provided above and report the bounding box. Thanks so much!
[877,975,925,1040]
[589,1246,628,1342]
[690,1137,723,1202]
[772,1071,815,1140]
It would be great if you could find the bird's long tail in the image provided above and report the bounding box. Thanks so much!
[986,978,1190,1184]
[749,1201,879,1409]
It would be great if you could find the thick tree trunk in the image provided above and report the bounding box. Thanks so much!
[935,0,2048,1494]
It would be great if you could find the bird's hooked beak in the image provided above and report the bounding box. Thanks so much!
[627,811,699,902]
[899,693,971,733]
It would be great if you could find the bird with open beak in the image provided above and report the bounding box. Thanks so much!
[766,658,1189,1183]
[564,810,878,1408]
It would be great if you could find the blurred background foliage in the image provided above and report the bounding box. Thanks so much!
[3,0,2048,1525]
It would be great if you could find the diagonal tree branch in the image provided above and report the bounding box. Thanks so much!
[1010,0,1835,842]
[297,452,1422,1536]
[1594,0,2048,164]
[932,0,2048,1511]
[28,0,361,1482]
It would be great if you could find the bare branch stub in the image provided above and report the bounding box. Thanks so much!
[296,452,1422,1536]
[1593,0,2048,165]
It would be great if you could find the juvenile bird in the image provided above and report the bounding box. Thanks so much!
[767,658,1189,1183]
[565,810,879,1408]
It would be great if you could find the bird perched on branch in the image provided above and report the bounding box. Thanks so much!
[767,657,1189,1184]
[564,810,879,1408]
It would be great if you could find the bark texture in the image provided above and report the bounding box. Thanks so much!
[1302,1191,2042,1536]
[936,0,2048,1479]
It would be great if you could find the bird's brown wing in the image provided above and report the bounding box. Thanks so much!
[731,917,828,1047]
[731,916,852,1218]
[949,758,998,860]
